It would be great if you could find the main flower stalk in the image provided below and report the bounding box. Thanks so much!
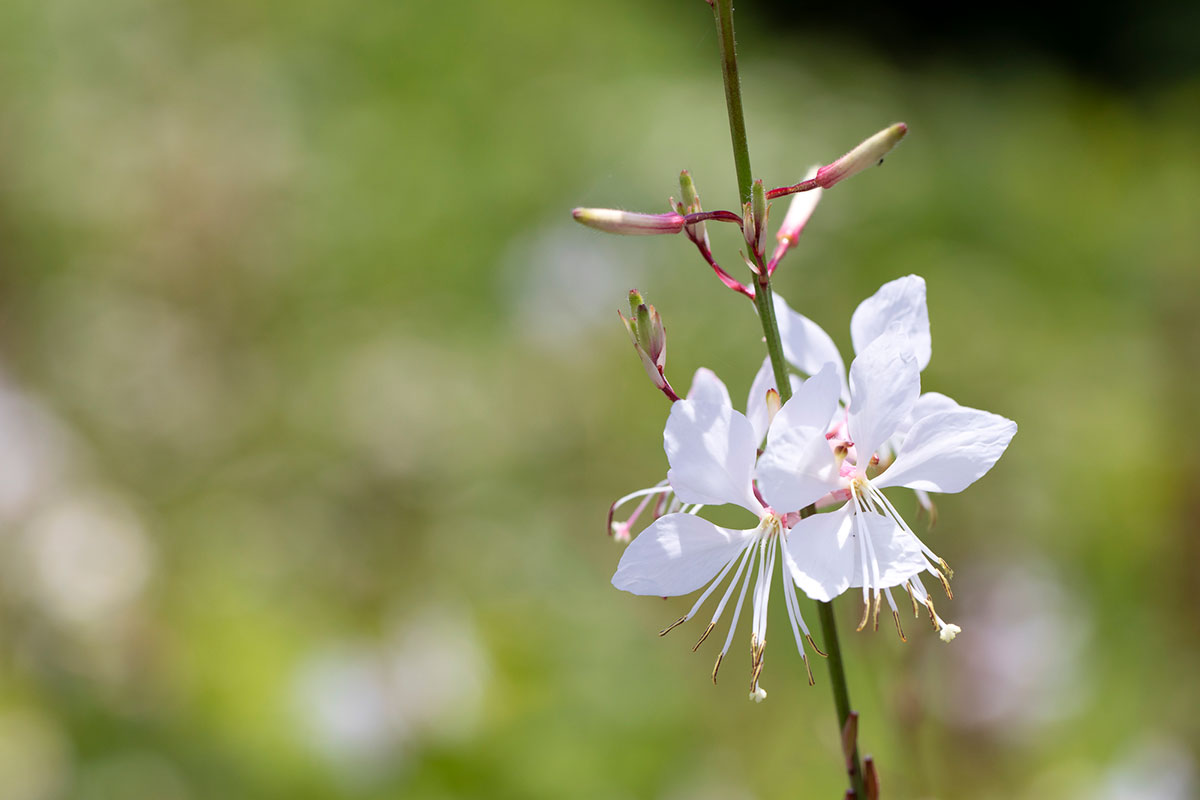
[711,0,866,796]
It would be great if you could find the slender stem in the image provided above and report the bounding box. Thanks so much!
[712,0,753,205]
[710,1,866,796]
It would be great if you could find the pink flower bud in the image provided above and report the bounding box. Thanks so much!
[815,123,908,189]
[572,208,686,235]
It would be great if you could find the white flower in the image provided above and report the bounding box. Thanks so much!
[749,275,946,520]
[756,332,1016,640]
[612,369,821,695]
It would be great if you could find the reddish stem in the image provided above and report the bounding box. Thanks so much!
[766,177,821,200]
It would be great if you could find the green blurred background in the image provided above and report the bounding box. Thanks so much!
[0,0,1198,798]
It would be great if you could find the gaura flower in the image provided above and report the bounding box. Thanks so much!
[757,332,1016,640]
[750,275,941,516]
[611,368,823,698]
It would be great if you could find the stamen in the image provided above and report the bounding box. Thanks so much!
[779,540,818,666]
[663,544,744,637]
[712,652,724,684]
[691,622,716,651]
[884,589,906,642]
[936,569,954,600]
[850,489,872,626]
[610,483,671,514]
[716,539,759,660]
[857,599,871,632]
[699,543,756,648]
[924,594,939,630]
[869,483,943,566]
[905,581,921,618]
[805,634,828,658]
[891,609,907,642]
[659,615,688,636]
[803,654,815,685]
[855,494,885,632]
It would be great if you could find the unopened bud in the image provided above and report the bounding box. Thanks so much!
[742,201,756,249]
[679,170,709,247]
[765,388,781,425]
[618,290,670,393]
[751,179,767,232]
[815,123,908,189]
[679,170,700,211]
[572,207,686,235]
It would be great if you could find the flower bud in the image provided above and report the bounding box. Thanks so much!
[742,200,756,250]
[679,170,700,211]
[572,207,686,235]
[751,179,767,232]
[619,290,671,393]
[815,123,908,189]
[678,170,709,247]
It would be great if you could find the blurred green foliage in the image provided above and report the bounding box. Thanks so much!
[0,0,1198,798]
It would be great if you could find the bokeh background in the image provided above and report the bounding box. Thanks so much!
[1,0,1198,798]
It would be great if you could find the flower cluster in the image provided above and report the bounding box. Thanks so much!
[608,275,1015,699]
[579,125,1016,700]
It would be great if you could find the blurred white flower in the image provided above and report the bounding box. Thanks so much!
[0,376,76,525]
[502,225,636,351]
[21,492,153,628]
[291,646,398,775]
[1083,738,1196,800]
[936,560,1091,737]
[291,607,489,777]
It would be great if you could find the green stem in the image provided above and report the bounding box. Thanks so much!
[711,1,866,796]
[712,0,753,206]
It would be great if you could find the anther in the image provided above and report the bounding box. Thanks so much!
[805,633,828,658]
[857,600,870,632]
[872,593,882,632]
[803,656,815,686]
[924,595,939,630]
[892,610,907,642]
[659,615,688,637]
[712,652,724,684]
[692,622,716,651]
[936,570,954,600]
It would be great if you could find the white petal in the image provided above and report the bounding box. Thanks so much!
[772,293,846,384]
[847,331,920,461]
[850,275,931,370]
[746,357,802,445]
[847,512,928,589]
[665,380,762,514]
[897,391,962,437]
[872,408,1017,493]
[687,367,732,409]
[612,514,754,597]
[756,364,843,513]
[786,508,928,602]
[785,506,856,602]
